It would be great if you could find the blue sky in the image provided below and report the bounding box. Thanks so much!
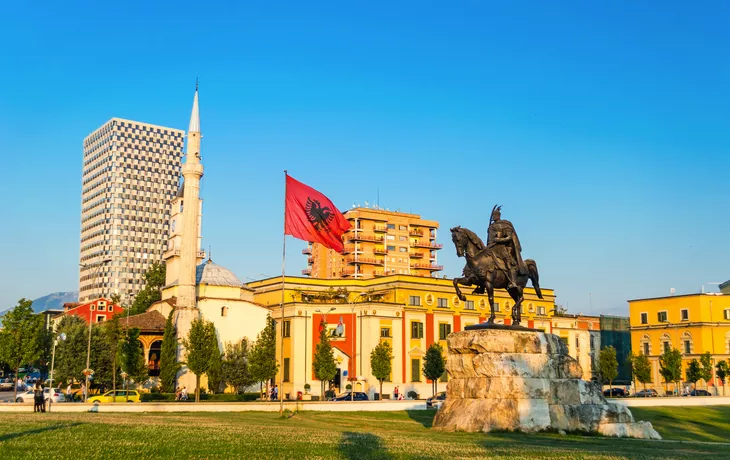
[1,1,728,314]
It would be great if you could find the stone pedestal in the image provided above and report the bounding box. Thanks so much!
[432,329,660,439]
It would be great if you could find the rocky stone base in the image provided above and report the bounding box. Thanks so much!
[432,329,660,439]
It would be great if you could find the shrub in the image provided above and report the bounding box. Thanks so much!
[304,383,311,392]
[345,384,352,390]
[407,390,418,399]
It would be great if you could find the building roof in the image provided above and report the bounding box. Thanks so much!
[119,310,166,331]
[196,259,244,287]
[627,292,725,303]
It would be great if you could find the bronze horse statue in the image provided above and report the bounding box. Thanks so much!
[451,226,543,326]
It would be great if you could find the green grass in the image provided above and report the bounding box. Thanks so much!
[0,407,728,459]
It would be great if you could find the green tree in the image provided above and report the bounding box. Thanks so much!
[89,325,114,388]
[686,359,702,391]
[129,263,166,315]
[0,299,44,402]
[249,315,279,399]
[181,317,218,402]
[370,340,394,401]
[54,315,88,387]
[633,353,652,390]
[120,328,146,401]
[223,338,255,393]
[598,346,619,393]
[659,348,683,395]
[159,311,180,393]
[110,293,122,307]
[716,360,729,396]
[423,343,446,397]
[699,352,713,390]
[104,315,124,395]
[205,321,223,394]
[312,321,337,399]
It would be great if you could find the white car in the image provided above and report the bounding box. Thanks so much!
[15,388,66,403]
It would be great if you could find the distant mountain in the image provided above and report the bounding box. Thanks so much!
[30,291,78,313]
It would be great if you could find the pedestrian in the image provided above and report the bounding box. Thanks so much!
[80,383,87,402]
[175,387,181,401]
[273,385,278,401]
[394,386,399,400]
[268,386,273,401]
[66,383,73,402]
[181,386,188,401]
[33,382,43,413]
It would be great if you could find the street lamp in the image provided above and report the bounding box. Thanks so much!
[48,332,66,412]
[79,258,112,402]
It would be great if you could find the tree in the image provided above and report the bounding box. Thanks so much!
[249,315,278,399]
[103,315,124,395]
[181,317,218,402]
[686,359,702,391]
[312,321,337,399]
[54,316,88,386]
[659,348,683,395]
[159,311,180,393]
[598,346,618,393]
[205,321,223,394]
[633,353,652,390]
[423,343,446,397]
[120,328,146,401]
[700,352,713,390]
[716,360,729,396]
[0,299,44,402]
[110,293,122,307]
[129,263,166,315]
[223,338,255,394]
[370,340,394,401]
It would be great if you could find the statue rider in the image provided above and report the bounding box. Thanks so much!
[486,205,527,289]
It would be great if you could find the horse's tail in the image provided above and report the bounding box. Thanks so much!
[525,259,543,299]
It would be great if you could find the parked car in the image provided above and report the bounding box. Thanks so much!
[634,389,658,398]
[0,379,14,391]
[88,390,141,403]
[686,389,712,397]
[602,388,629,398]
[426,391,446,409]
[330,392,369,402]
[15,388,66,403]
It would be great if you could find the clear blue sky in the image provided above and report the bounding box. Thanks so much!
[1,1,728,315]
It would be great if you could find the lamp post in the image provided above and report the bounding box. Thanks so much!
[79,258,112,402]
[48,332,67,412]
[315,306,335,399]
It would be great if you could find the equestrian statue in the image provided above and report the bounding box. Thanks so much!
[451,205,542,326]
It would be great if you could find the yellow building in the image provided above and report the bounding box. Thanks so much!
[250,274,555,399]
[304,207,442,279]
[628,293,730,393]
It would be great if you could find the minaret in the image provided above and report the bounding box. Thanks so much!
[177,82,204,310]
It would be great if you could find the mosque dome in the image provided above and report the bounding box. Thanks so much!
[195,259,244,287]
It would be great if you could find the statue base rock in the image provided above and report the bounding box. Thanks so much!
[432,329,660,439]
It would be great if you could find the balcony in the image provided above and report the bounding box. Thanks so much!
[346,257,384,266]
[307,256,314,265]
[409,229,424,237]
[348,234,384,243]
[409,252,424,259]
[301,268,312,276]
[341,268,357,277]
[302,247,312,255]
[373,226,386,233]
[412,240,443,249]
[374,247,387,255]
[411,263,443,271]
[342,245,355,254]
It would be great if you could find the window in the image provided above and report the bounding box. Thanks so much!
[399,247,407,252]
[663,342,670,353]
[643,342,650,355]
[380,327,391,338]
[681,309,689,321]
[411,359,421,382]
[657,311,668,323]
[640,313,648,324]
[387,245,396,251]
[399,236,407,241]
[221,306,228,317]
[409,296,421,306]
[559,337,568,346]
[724,309,730,320]
[283,320,291,338]
[96,315,105,323]
[684,340,691,354]
[494,302,501,312]
[91,305,96,311]
[439,323,452,340]
[537,306,545,315]
[98,304,106,311]
[283,358,290,382]
[108,306,113,312]
[411,321,424,339]
[387,224,395,229]
[464,300,475,310]
[399,225,407,231]
[437,298,448,308]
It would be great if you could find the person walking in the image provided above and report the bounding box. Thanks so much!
[33,383,43,413]
[66,383,73,402]
[394,386,399,400]
[273,385,278,401]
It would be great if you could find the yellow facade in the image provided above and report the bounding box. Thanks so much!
[250,274,555,399]
[304,208,442,279]
[628,293,730,393]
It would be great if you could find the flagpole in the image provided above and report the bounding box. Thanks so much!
[279,170,287,416]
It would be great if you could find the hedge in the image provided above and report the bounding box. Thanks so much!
[141,393,259,402]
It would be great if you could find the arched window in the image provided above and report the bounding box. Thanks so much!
[681,332,693,355]
[660,333,671,354]
[641,334,652,356]
[221,306,228,317]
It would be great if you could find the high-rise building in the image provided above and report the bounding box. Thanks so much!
[303,208,443,279]
[79,118,185,303]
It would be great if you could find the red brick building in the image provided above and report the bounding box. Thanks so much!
[63,298,124,324]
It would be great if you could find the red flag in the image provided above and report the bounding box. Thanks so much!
[285,174,351,253]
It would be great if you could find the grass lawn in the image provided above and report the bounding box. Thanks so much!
[0,406,728,459]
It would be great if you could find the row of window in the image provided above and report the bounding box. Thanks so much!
[641,309,730,324]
